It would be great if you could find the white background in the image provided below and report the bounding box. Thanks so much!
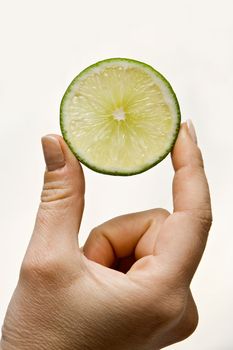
[0,1,232,349]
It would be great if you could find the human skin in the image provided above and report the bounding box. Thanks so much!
[0,121,212,350]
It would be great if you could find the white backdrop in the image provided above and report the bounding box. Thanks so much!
[0,1,233,349]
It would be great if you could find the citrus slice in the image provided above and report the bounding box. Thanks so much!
[60,58,181,175]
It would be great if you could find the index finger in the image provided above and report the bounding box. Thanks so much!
[172,120,212,217]
[156,121,212,282]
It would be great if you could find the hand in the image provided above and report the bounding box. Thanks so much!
[1,121,212,350]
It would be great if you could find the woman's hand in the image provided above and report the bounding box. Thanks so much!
[1,121,212,350]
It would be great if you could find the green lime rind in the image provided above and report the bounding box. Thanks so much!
[60,57,181,176]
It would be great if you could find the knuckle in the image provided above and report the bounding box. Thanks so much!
[163,296,185,323]
[177,307,199,341]
[89,225,107,244]
[195,204,212,221]
[41,178,72,203]
[149,288,187,325]
[184,208,213,237]
[195,209,213,235]
[40,166,84,204]
[89,226,101,240]
[157,208,170,217]
[149,208,170,219]
[20,253,63,283]
[202,209,213,229]
[185,313,199,337]
[90,226,99,235]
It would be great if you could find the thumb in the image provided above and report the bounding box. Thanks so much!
[33,134,85,248]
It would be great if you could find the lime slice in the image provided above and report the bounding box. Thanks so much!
[60,58,181,175]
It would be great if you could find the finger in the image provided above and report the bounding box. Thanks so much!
[172,120,211,215]
[156,121,212,280]
[30,134,85,250]
[83,209,170,268]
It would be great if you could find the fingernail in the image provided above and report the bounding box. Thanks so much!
[186,119,197,144]
[41,135,65,171]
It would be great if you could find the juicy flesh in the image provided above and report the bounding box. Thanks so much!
[63,64,176,173]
